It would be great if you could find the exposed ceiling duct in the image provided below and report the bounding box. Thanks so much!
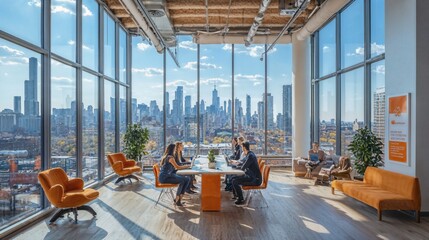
[119,0,163,52]
[194,34,292,44]
[245,0,273,47]
[142,0,177,47]
[295,0,350,41]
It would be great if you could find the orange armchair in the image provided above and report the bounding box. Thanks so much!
[38,168,99,224]
[153,164,178,206]
[107,153,142,184]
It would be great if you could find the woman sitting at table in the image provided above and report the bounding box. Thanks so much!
[159,143,192,206]
[174,141,197,192]
[231,141,262,206]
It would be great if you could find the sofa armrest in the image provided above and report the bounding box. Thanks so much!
[67,178,84,191]
[47,184,64,204]
[112,161,124,173]
[124,160,136,168]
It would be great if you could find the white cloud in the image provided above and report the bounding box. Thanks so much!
[82,4,93,17]
[253,82,261,86]
[373,64,385,75]
[82,44,93,51]
[173,68,178,72]
[27,0,41,7]
[322,45,330,53]
[183,61,222,70]
[0,45,25,56]
[371,43,385,56]
[137,42,151,52]
[179,41,197,51]
[235,74,264,82]
[233,45,277,58]
[153,79,197,88]
[218,84,231,88]
[132,67,163,77]
[222,44,232,51]
[4,72,8,76]
[51,76,74,84]
[51,5,76,15]
[200,56,208,60]
[200,77,229,85]
[67,40,75,45]
[55,0,76,3]
[0,56,29,66]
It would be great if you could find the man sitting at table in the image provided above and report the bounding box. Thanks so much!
[231,141,262,206]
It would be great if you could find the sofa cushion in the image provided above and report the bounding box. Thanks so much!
[343,186,415,210]
[332,180,364,192]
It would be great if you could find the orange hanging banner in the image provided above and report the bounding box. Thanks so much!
[388,94,409,164]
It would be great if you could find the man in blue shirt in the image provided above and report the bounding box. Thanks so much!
[231,141,262,205]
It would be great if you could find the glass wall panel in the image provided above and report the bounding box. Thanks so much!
[0,39,41,228]
[119,28,127,83]
[51,0,76,61]
[318,20,336,77]
[51,60,77,177]
[104,80,115,175]
[82,72,98,184]
[119,86,126,151]
[371,60,385,146]
[371,0,385,58]
[267,44,293,155]
[166,36,197,157]
[318,77,336,153]
[341,68,364,155]
[82,0,99,71]
[234,44,265,155]
[340,0,364,68]
[0,0,41,46]
[104,12,115,79]
[199,44,232,155]
[131,37,164,159]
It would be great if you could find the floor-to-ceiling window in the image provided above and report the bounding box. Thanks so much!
[0,38,42,227]
[234,44,265,155]
[267,45,293,155]
[104,80,116,175]
[50,60,77,177]
[313,0,385,156]
[82,72,99,184]
[199,44,232,155]
[166,36,197,157]
[131,37,164,159]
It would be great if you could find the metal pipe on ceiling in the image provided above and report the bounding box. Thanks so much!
[295,0,350,40]
[244,0,272,47]
[194,34,291,44]
[260,0,310,60]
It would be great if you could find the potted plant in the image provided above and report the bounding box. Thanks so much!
[347,126,384,178]
[123,123,150,166]
[207,149,216,169]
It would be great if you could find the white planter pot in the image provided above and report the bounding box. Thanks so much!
[208,162,216,169]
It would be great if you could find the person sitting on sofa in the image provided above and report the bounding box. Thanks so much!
[330,156,352,180]
[304,142,326,178]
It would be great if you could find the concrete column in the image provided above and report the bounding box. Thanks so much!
[291,34,311,158]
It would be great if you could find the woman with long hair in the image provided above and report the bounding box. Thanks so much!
[159,144,191,206]
[174,142,197,193]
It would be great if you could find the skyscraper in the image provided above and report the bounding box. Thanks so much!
[246,95,251,127]
[227,99,232,115]
[24,57,39,116]
[283,85,292,134]
[223,101,227,114]
[211,85,220,113]
[257,101,264,130]
[174,86,183,123]
[185,95,191,116]
[373,87,385,142]
[165,92,170,117]
[267,93,274,130]
[14,96,21,114]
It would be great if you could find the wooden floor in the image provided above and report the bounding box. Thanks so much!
[11,169,429,240]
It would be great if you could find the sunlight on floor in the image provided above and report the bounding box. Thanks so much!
[300,216,330,234]
[239,223,254,229]
[323,198,368,222]
[269,192,292,198]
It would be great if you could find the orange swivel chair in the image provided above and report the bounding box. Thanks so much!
[38,168,99,224]
[242,165,271,207]
[153,164,178,206]
[107,153,142,184]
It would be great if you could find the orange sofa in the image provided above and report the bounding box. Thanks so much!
[331,167,421,222]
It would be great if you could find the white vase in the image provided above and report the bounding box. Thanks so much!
[208,162,216,169]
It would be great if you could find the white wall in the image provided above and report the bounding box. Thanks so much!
[385,0,429,211]
[291,35,311,158]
